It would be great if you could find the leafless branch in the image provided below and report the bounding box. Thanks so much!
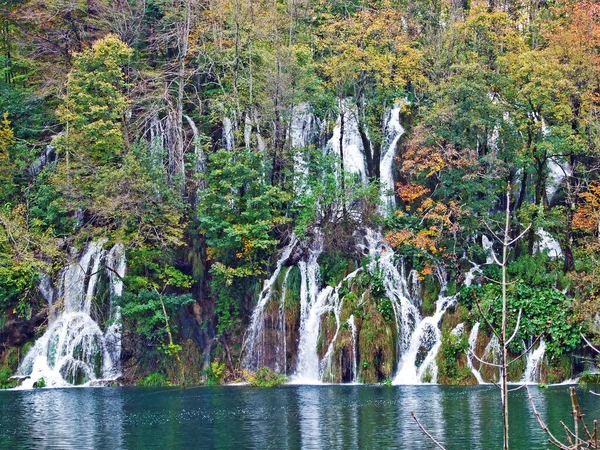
[411,412,447,450]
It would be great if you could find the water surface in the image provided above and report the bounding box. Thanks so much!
[1,385,598,449]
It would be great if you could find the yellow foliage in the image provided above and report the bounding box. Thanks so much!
[574,183,600,232]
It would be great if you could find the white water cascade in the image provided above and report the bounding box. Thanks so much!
[292,233,362,383]
[17,241,126,388]
[467,322,485,384]
[379,105,404,212]
[348,315,358,384]
[243,236,298,371]
[362,229,419,360]
[522,340,546,384]
[393,262,482,385]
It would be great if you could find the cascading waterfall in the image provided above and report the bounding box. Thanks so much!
[393,289,454,384]
[291,232,362,383]
[318,269,362,383]
[361,229,419,361]
[393,263,482,385]
[243,236,298,371]
[522,340,546,384]
[467,322,485,384]
[326,101,368,184]
[243,101,501,385]
[348,315,358,384]
[17,241,126,388]
[379,105,404,212]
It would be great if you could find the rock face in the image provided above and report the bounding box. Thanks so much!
[0,307,47,357]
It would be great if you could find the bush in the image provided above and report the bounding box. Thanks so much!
[0,367,16,389]
[579,372,600,385]
[138,372,171,387]
[205,361,226,385]
[250,367,286,387]
[33,378,46,388]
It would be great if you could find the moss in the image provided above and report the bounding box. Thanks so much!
[357,295,397,383]
[179,339,204,385]
[318,252,356,287]
[33,378,46,388]
[579,372,600,385]
[506,354,525,382]
[0,366,17,389]
[138,372,172,387]
[547,355,573,384]
[436,328,476,385]
[422,275,440,316]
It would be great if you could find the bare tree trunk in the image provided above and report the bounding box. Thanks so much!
[501,185,511,450]
[173,0,190,192]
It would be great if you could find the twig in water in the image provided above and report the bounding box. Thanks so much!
[411,411,447,450]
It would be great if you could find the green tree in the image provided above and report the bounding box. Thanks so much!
[197,147,291,332]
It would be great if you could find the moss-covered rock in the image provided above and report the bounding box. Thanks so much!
[357,292,397,383]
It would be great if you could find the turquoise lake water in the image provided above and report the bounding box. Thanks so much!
[1,384,598,449]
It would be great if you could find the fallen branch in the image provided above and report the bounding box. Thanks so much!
[411,411,447,450]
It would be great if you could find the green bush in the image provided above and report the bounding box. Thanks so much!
[250,367,286,387]
[579,372,600,385]
[138,372,171,387]
[0,367,16,389]
[206,361,226,385]
[33,378,46,389]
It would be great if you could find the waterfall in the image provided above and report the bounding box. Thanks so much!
[292,266,361,384]
[326,102,368,184]
[467,322,485,384]
[348,315,358,384]
[393,292,455,384]
[16,241,126,388]
[276,268,292,374]
[522,340,546,384]
[392,262,481,385]
[223,117,235,151]
[379,105,404,212]
[534,229,563,259]
[243,236,298,371]
[362,229,419,360]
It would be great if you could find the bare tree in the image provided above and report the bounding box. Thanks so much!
[413,184,533,450]
[527,385,599,449]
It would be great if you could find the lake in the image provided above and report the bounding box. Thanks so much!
[0,385,597,449]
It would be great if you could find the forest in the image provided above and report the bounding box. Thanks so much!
[0,0,599,389]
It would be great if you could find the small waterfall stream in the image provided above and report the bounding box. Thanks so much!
[379,105,404,211]
[17,241,126,388]
[243,236,298,371]
[467,322,485,384]
[522,340,546,384]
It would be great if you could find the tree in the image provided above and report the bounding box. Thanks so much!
[0,112,14,203]
[56,34,133,165]
[317,2,422,179]
[197,147,291,332]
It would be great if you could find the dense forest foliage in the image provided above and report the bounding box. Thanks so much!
[1,0,600,385]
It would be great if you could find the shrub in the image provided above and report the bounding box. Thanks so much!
[250,367,286,387]
[0,367,16,389]
[206,361,226,385]
[138,372,171,387]
[579,372,600,385]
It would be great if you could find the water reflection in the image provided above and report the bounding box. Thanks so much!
[0,388,124,449]
[1,385,599,449]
